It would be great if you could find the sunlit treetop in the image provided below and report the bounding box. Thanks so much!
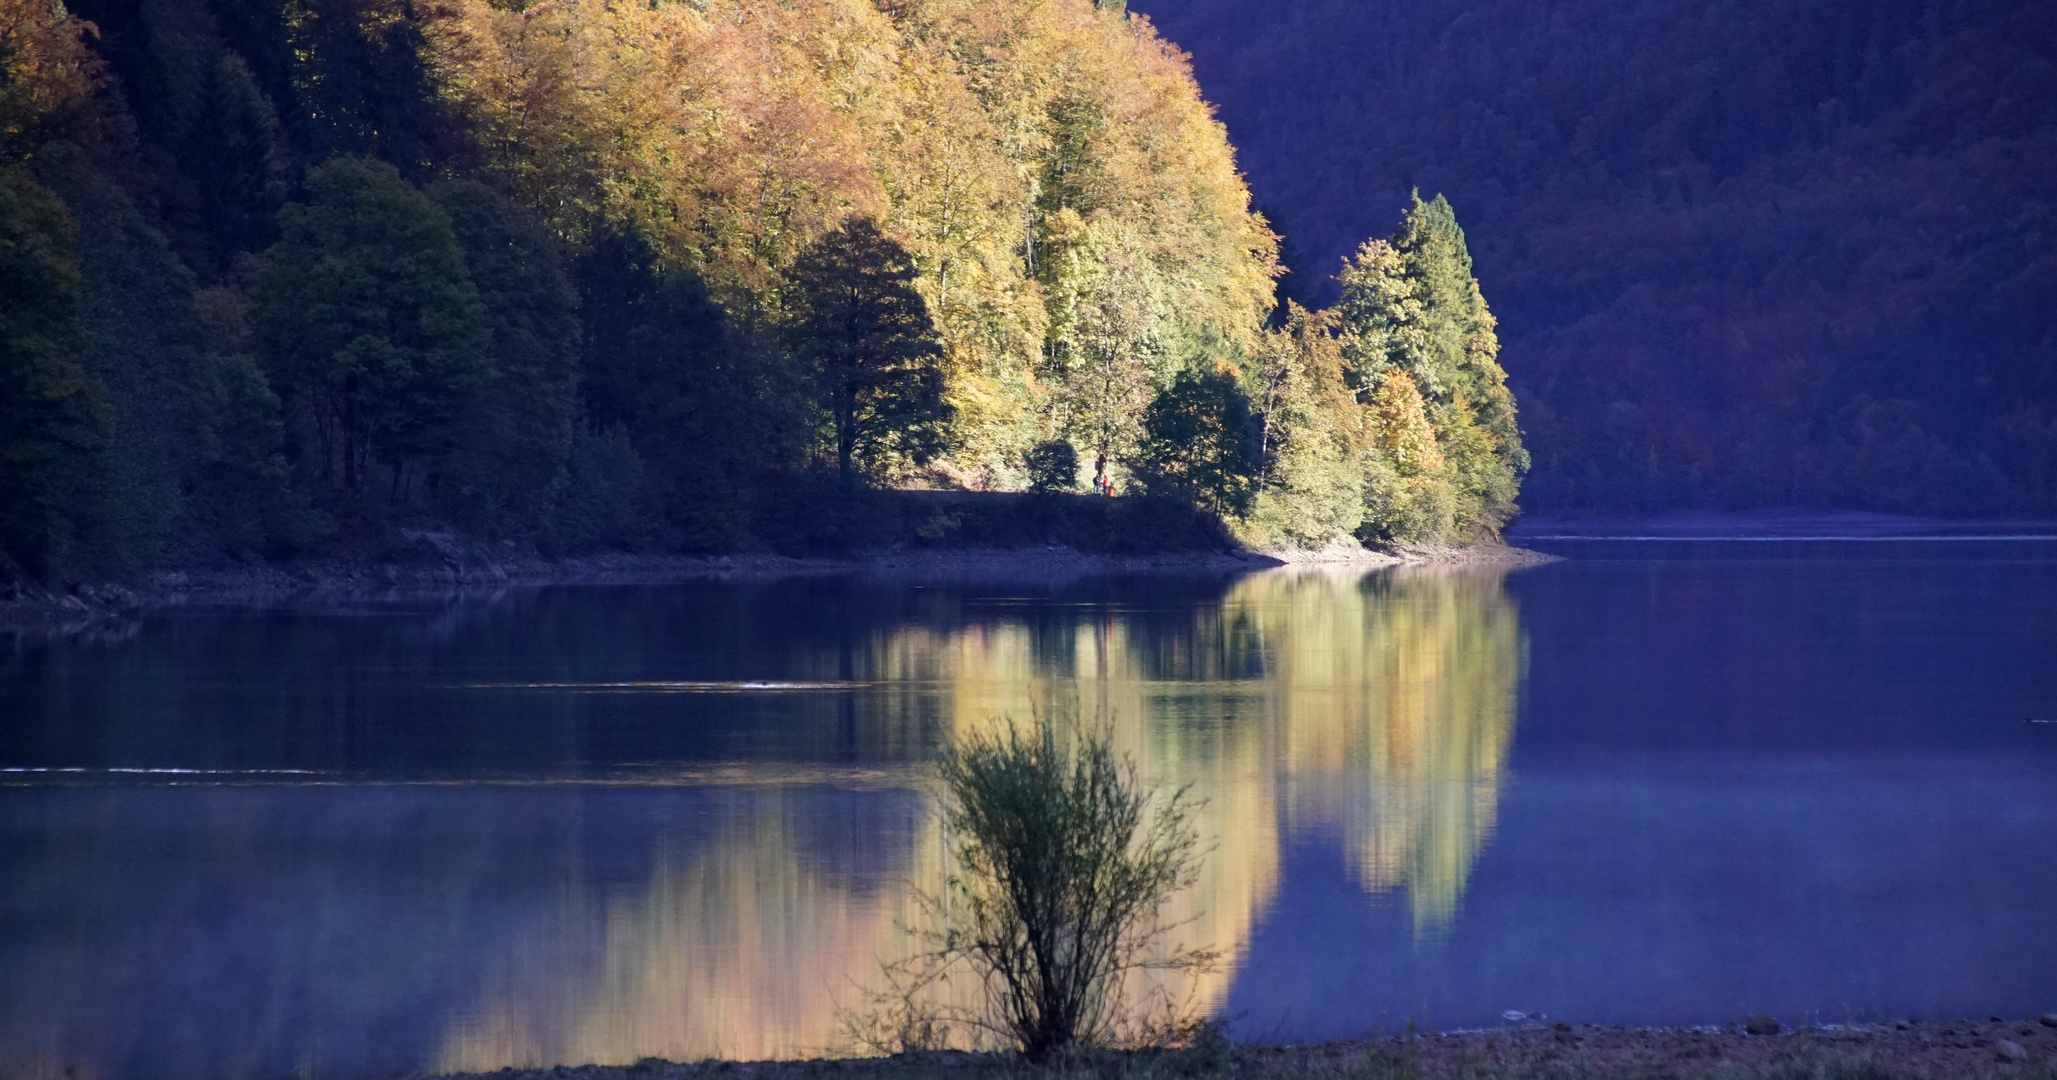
[419,0,1278,477]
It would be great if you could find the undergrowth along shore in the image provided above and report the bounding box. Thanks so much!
[435,1017,2057,1080]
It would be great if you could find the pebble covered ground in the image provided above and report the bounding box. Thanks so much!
[435,1015,2057,1080]
[1259,1014,2057,1077]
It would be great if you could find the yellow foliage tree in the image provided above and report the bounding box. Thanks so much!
[421,0,884,299]
[0,0,104,161]
[417,0,1276,482]
[1371,370,1443,475]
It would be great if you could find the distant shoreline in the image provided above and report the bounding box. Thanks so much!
[1509,508,2057,540]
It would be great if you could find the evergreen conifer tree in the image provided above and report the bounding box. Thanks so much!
[198,53,287,268]
[32,143,209,570]
[784,218,952,486]
[1337,193,1527,536]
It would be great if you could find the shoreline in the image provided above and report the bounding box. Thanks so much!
[1509,507,2057,540]
[0,538,1556,633]
[423,1016,2057,1080]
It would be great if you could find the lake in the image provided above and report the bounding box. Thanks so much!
[4,541,2055,1078]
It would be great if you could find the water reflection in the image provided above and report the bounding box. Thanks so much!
[434,566,1522,1069]
[0,566,1523,1078]
[442,788,923,1069]
[1243,569,1522,931]
[15,547,2057,1079]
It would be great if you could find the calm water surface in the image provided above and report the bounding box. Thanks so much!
[4,543,2056,1078]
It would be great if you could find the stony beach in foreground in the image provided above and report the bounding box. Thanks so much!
[431,1017,2057,1080]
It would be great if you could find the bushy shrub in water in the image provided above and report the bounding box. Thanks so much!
[857,719,1212,1061]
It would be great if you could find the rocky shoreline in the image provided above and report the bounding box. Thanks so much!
[0,533,1554,634]
[427,1015,2057,1080]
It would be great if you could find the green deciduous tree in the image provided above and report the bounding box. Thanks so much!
[429,179,577,533]
[1132,366,1259,516]
[1024,438,1080,492]
[1049,238,1162,492]
[785,218,953,486]
[191,280,316,555]
[0,164,101,577]
[253,155,487,499]
[1243,303,1367,547]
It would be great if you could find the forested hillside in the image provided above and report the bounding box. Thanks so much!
[1135,0,2057,514]
[2,0,1528,581]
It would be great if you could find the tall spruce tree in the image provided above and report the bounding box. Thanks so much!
[198,52,287,269]
[1337,193,1527,536]
[32,143,211,570]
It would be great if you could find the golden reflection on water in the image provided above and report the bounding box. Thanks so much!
[437,566,1522,1071]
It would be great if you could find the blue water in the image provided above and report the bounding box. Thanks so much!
[3,542,2054,1077]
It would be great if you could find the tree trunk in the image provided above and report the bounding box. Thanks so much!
[838,392,856,488]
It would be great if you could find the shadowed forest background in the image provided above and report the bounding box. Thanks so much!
[1133,0,2057,515]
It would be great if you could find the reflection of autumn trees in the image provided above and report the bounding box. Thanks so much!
[439,790,914,1070]
[438,568,1521,1066]
[1224,568,1522,931]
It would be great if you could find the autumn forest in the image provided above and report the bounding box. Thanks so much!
[1,0,1527,580]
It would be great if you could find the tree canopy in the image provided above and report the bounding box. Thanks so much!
[252,155,487,496]
[784,218,952,485]
[0,0,1533,578]
[1337,194,1528,536]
